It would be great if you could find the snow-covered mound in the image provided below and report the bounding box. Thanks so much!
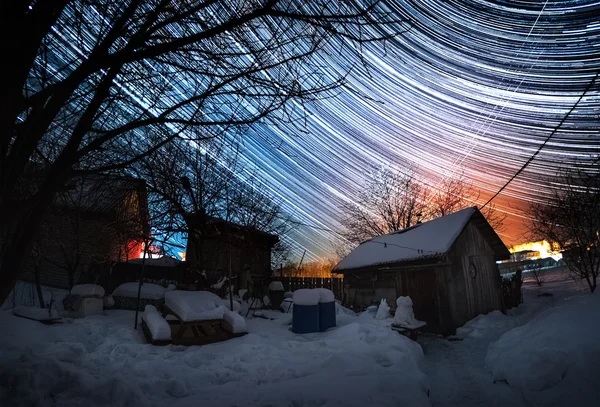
[112,282,165,300]
[455,310,516,339]
[486,293,600,405]
[268,281,284,291]
[165,290,226,321]
[223,309,247,334]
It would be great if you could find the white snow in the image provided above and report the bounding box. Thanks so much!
[375,298,390,320]
[70,284,105,298]
[334,207,476,270]
[165,290,226,322]
[221,298,241,311]
[486,292,600,404]
[112,282,166,300]
[393,297,426,329]
[223,309,247,334]
[315,288,335,302]
[0,304,429,406]
[12,305,60,321]
[211,276,228,290]
[268,281,284,291]
[142,305,171,341]
[292,289,320,305]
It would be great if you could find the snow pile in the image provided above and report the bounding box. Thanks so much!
[292,289,320,305]
[12,306,60,321]
[375,299,390,320]
[112,282,165,300]
[455,310,516,339]
[165,284,177,293]
[486,293,600,405]
[268,281,284,291]
[315,288,335,303]
[142,305,171,341]
[223,309,247,334]
[393,297,426,329]
[165,291,226,322]
[70,284,105,298]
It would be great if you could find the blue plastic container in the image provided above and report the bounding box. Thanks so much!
[292,304,320,333]
[319,301,336,332]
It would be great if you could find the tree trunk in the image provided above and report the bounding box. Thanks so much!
[0,194,54,305]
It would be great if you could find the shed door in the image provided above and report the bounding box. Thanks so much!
[397,269,439,329]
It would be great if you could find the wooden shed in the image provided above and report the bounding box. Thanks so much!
[334,207,510,335]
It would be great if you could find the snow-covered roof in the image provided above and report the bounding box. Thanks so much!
[334,207,501,271]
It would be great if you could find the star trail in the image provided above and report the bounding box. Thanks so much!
[45,1,600,262]
[229,0,600,261]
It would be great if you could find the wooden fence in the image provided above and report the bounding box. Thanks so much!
[277,277,345,301]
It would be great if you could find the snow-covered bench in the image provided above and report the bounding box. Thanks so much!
[155,291,247,346]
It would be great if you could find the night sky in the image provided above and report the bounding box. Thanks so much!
[226,0,600,261]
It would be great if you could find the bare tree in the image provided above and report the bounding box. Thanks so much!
[529,161,600,293]
[0,1,409,304]
[340,166,506,247]
[429,171,506,231]
[340,167,429,245]
[528,261,546,287]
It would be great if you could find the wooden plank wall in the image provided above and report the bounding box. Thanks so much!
[447,221,503,329]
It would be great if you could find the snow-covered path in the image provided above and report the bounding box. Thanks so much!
[421,332,527,407]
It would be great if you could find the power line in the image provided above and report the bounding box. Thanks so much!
[481,71,600,209]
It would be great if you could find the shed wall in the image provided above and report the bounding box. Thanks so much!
[446,221,503,329]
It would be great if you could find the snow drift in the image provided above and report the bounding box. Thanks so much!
[486,293,600,406]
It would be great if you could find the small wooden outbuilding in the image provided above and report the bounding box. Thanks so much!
[334,207,510,335]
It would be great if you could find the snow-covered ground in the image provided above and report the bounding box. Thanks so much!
[421,266,598,407]
[0,299,429,406]
[1,266,596,407]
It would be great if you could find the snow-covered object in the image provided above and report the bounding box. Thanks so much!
[263,295,271,306]
[211,276,228,290]
[165,291,226,322]
[165,284,177,293]
[103,295,115,308]
[70,284,105,298]
[112,282,166,300]
[393,296,426,329]
[375,299,390,320]
[13,306,60,321]
[486,293,600,400]
[223,309,247,334]
[269,281,284,291]
[221,298,241,311]
[143,305,172,341]
[292,289,320,305]
[283,291,293,299]
[366,305,378,313]
[335,207,477,270]
[315,288,335,303]
[69,298,103,318]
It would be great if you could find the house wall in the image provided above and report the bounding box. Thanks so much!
[445,221,503,330]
